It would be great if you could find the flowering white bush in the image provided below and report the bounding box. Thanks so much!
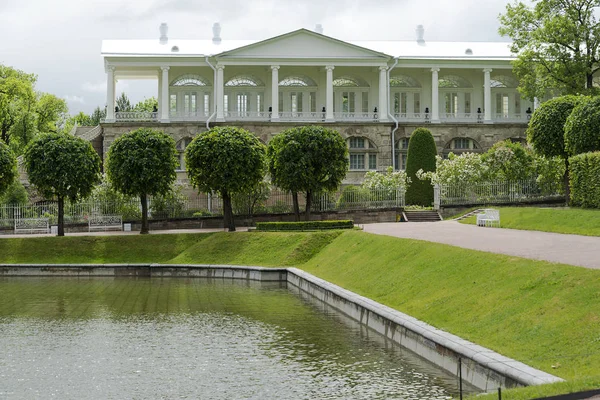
[417,152,489,185]
[362,167,410,194]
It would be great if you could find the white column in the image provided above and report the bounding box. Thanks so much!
[271,66,280,120]
[106,66,116,122]
[378,66,389,121]
[326,65,334,121]
[431,67,440,123]
[157,72,162,118]
[534,97,540,110]
[483,68,492,123]
[216,65,225,121]
[160,66,170,122]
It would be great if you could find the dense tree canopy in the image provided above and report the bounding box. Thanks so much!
[116,92,132,112]
[134,97,159,112]
[24,133,101,236]
[185,126,266,231]
[499,0,600,100]
[0,141,17,198]
[405,128,437,206]
[267,126,348,221]
[565,96,600,155]
[483,140,535,182]
[106,128,178,234]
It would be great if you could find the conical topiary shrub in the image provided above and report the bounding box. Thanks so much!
[405,127,437,206]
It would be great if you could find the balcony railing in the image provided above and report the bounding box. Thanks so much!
[225,111,270,121]
[170,111,209,122]
[277,111,322,122]
[394,113,427,122]
[115,111,158,122]
[494,113,529,123]
[334,112,378,122]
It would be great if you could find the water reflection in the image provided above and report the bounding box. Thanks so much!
[0,277,477,399]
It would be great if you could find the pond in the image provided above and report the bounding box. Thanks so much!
[0,277,478,399]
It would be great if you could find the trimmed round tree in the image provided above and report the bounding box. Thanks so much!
[267,126,348,221]
[185,126,266,232]
[527,95,583,202]
[24,133,101,236]
[0,141,17,199]
[106,128,178,234]
[405,128,437,206]
[565,96,600,156]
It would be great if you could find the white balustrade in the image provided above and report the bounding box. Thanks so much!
[115,112,158,122]
[170,111,210,122]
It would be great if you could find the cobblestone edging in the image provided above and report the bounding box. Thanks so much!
[0,264,563,391]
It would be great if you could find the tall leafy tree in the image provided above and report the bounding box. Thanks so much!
[24,133,101,236]
[134,97,159,112]
[0,64,36,146]
[90,106,106,125]
[527,95,582,201]
[185,126,266,231]
[106,128,178,234]
[267,126,348,221]
[0,140,17,198]
[115,92,132,112]
[499,0,600,100]
[405,128,437,206]
[564,96,600,155]
[36,93,68,133]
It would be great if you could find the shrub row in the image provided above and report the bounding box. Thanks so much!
[256,220,354,231]
[570,152,600,208]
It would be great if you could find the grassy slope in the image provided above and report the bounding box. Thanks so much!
[1,230,599,398]
[460,207,600,236]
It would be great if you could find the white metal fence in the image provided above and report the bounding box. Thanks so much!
[434,179,563,209]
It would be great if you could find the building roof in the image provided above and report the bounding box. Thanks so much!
[101,29,514,61]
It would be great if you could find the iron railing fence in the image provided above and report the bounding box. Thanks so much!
[0,187,405,228]
[435,179,563,207]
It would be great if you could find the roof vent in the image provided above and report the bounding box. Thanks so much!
[315,24,323,35]
[416,24,425,45]
[171,46,179,52]
[159,23,168,45]
[465,48,473,55]
[212,22,222,45]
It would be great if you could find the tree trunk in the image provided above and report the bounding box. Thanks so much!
[292,192,300,221]
[221,190,236,232]
[587,73,594,90]
[563,158,571,205]
[140,193,149,234]
[57,196,65,237]
[305,190,312,221]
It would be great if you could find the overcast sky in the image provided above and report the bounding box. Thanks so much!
[0,0,512,115]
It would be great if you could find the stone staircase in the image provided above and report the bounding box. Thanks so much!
[403,210,443,222]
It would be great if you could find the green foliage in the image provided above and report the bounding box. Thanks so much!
[534,156,566,195]
[565,96,600,155]
[418,152,488,185]
[150,182,187,218]
[499,0,600,100]
[24,133,101,201]
[0,64,37,148]
[482,140,535,181]
[115,92,132,112]
[185,126,266,231]
[133,97,158,112]
[570,152,600,208]
[0,141,17,197]
[232,180,271,216]
[88,175,140,220]
[362,166,409,194]
[527,95,583,158]
[36,93,68,133]
[256,220,354,231]
[106,128,178,198]
[336,185,370,209]
[0,180,28,204]
[405,128,437,206]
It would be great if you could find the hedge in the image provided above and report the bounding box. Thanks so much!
[565,96,600,155]
[570,152,600,208]
[256,220,354,231]
[405,127,437,206]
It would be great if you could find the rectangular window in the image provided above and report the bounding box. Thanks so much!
[204,94,210,116]
[394,92,400,114]
[278,91,283,113]
[170,94,177,113]
[349,92,355,113]
[454,138,470,150]
[237,93,248,114]
[184,94,190,113]
[414,93,420,114]
[310,92,317,112]
[224,95,229,112]
[349,137,365,149]
[401,154,407,170]
[190,93,197,114]
[503,95,509,117]
[350,154,365,170]
[445,93,458,114]
[362,91,369,113]
[400,93,408,114]
[464,93,471,114]
[257,93,262,113]
[342,92,349,113]
[515,93,521,115]
[291,93,298,113]
[369,154,377,170]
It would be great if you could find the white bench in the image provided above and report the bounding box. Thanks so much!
[14,218,50,234]
[476,209,500,228]
[89,215,123,232]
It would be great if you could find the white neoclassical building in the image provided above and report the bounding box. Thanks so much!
[97,23,531,183]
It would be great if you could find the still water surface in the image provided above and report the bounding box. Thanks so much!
[0,277,477,399]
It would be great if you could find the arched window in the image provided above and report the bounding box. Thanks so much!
[443,137,480,157]
[279,75,317,87]
[394,138,410,170]
[176,138,193,170]
[225,75,264,87]
[390,75,421,88]
[348,137,377,170]
[171,75,210,86]
[439,75,472,88]
[491,75,518,88]
[333,76,369,87]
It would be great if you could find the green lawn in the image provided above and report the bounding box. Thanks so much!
[0,230,599,398]
[459,207,600,236]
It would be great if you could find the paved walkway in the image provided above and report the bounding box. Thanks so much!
[363,221,600,270]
